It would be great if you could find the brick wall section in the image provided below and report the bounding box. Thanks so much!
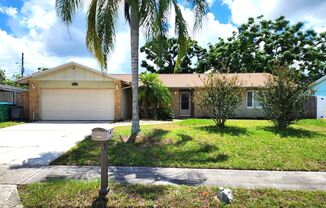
[170,88,180,118]
[114,80,122,121]
[193,89,205,117]
[28,80,40,121]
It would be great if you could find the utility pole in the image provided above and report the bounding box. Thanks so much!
[21,52,24,77]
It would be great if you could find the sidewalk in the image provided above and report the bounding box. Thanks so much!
[1,165,326,190]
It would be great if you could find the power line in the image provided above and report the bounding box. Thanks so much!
[21,52,24,77]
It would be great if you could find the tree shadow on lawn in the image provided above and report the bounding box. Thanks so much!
[52,129,229,167]
[51,136,101,165]
[109,132,229,167]
[175,133,193,145]
[138,129,170,147]
[197,125,248,137]
[260,126,324,138]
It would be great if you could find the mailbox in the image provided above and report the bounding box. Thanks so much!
[91,127,114,196]
[91,127,114,141]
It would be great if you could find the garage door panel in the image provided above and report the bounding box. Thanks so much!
[41,89,114,120]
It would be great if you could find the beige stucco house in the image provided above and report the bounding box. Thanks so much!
[17,62,269,121]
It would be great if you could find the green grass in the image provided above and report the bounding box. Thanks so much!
[52,119,326,171]
[0,121,23,128]
[18,179,326,208]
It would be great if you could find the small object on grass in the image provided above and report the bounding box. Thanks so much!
[200,191,208,196]
[217,187,233,204]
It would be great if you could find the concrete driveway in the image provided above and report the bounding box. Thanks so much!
[0,121,111,167]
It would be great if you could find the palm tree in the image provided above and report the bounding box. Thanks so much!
[55,0,208,137]
[139,73,171,118]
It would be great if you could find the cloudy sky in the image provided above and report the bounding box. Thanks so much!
[0,0,325,77]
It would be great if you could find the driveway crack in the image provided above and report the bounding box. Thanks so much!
[18,166,46,185]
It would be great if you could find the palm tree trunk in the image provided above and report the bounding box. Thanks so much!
[130,5,140,136]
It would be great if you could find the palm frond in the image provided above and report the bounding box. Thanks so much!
[124,0,131,23]
[85,0,120,69]
[185,0,208,30]
[86,0,107,68]
[97,0,119,54]
[172,0,188,72]
[55,0,82,24]
[142,0,169,38]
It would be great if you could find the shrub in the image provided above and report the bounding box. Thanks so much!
[139,73,173,120]
[154,106,174,120]
[194,73,243,127]
[257,65,314,129]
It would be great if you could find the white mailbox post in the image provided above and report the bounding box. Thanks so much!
[91,127,114,196]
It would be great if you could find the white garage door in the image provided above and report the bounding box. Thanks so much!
[41,89,114,120]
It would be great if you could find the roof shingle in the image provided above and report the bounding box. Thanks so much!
[111,73,272,88]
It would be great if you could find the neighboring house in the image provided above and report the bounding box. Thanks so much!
[311,75,326,96]
[17,62,270,121]
[0,84,29,120]
[310,75,326,118]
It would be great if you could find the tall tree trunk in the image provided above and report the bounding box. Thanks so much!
[130,5,140,136]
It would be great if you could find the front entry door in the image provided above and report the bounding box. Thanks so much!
[180,92,191,117]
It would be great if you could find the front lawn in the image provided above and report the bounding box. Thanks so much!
[18,180,326,208]
[0,121,23,128]
[52,119,326,171]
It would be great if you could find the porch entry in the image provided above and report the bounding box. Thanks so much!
[180,91,191,116]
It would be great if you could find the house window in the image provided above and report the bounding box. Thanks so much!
[246,91,262,109]
[247,91,253,108]
[181,93,190,110]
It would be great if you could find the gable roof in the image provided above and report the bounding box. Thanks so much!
[111,73,272,88]
[17,62,118,84]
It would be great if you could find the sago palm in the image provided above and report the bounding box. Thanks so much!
[55,0,208,137]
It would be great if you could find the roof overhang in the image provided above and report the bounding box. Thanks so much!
[0,84,28,92]
[310,75,326,87]
[16,62,120,84]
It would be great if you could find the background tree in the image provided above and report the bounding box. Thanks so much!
[0,69,22,87]
[258,65,314,129]
[194,74,243,127]
[141,37,207,73]
[0,69,6,84]
[204,16,326,82]
[139,73,173,120]
[55,0,208,137]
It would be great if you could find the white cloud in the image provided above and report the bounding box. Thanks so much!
[0,4,18,17]
[0,0,129,76]
[167,4,236,47]
[0,0,235,77]
[222,0,326,32]
[206,0,217,7]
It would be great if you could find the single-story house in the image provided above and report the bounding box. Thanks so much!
[310,75,326,118]
[17,62,270,121]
